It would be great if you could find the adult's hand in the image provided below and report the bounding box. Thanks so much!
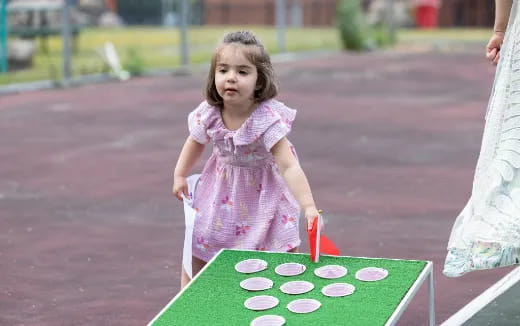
[486,31,505,65]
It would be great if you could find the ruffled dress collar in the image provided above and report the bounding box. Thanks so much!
[208,99,296,147]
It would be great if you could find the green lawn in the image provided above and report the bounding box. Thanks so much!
[0,26,492,85]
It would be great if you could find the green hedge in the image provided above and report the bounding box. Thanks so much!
[336,0,367,51]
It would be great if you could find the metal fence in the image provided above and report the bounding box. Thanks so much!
[0,0,495,89]
[0,0,343,88]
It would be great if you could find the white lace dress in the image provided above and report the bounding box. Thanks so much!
[444,0,520,277]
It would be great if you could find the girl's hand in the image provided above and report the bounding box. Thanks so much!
[486,31,505,65]
[172,175,189,201]
[305,206,323,231]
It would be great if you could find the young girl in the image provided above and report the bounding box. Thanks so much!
[172,31,320,288]
[444,0,520,277]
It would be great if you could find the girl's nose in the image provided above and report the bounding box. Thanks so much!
[227,71,237,82]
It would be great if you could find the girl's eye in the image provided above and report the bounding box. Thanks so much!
[239,71,248,75]
[218,69,227,73]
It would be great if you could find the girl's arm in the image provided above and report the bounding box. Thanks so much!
[272,137,320,230]
[487,0,513,64]
[172,136,206,200]
[495,0,513,33]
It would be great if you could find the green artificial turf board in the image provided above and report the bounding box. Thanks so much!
[151,249,427,326]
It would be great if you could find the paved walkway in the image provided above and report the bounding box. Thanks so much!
[1,48,517,325]
[463,281,520,325]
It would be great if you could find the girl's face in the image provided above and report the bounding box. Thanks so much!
[214,45,258,108]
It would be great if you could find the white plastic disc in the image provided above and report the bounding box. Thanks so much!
[250,315,286,326]
[244,295,279,311]
[240,277,274,291]
[355,267,389,282]
[313,265,348,279]
[235,259,268,274]
[286,298,321,314]
[280,280,314,295]
[274,263,306,276]
[321,283,355,297]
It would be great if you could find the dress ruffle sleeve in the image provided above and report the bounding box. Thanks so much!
[261,100,297,151]
[187,101,219,145]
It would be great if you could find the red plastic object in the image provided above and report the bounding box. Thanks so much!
[307,218,340,262]
[416,5,438,28]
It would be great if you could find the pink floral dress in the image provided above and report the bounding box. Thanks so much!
[188,99,301,262]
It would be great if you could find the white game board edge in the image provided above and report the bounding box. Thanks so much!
[147,248,225,326]
[385,261,433,326]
